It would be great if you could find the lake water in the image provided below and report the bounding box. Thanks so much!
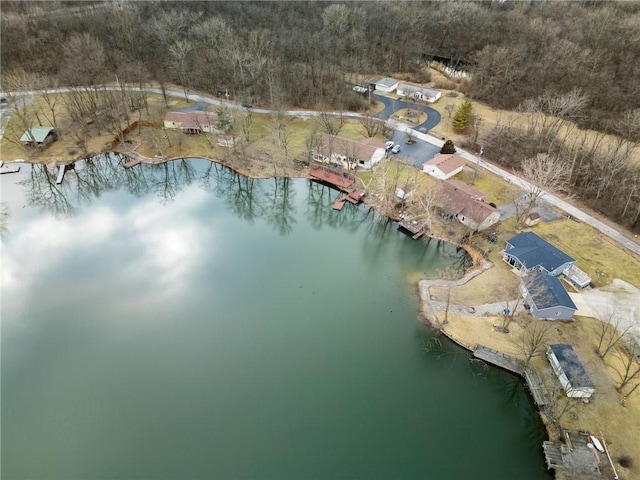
[1,157,551,479]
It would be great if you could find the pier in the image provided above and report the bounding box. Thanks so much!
[309,168,354,190]
[398,219,426,239]
[332,197,346,210]
[524,365,550,406]
[0,164,21,175]
[56,165,66,184]
[123,158,142,169]
[473,345,524,375]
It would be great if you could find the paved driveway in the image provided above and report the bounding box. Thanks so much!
[386,130,440,168]
[373,93,441,132]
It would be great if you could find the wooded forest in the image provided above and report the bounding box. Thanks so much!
[1,0,639,229]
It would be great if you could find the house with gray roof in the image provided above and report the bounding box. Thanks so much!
[521,272,577,321]
[546,344,594,398]
[20,127,58,148]
[503,232,574,276]
[503,232,591,287]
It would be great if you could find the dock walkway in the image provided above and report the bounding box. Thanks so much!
[56,165,66,184]
[309,168,354,190]
[0,164,20,174]
[524,365,550,406]
[473,344,524,375]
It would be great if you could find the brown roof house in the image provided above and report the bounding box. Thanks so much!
[164,111,218,134]
[422,153,465,180]
[312,134,386,170]
[436,179,500,231]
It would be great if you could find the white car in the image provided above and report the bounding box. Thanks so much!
[385,141,394,150]
[391,144,401,154]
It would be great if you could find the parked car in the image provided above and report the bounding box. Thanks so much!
[391,144,401,154]
[385,141,394,150]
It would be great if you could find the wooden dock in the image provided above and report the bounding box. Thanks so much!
[56,165,66,184]
[332,198,346,210]
[309,167,354,190]
[123,158,142,169]
[398,219,425,239]
[0,164,21,175]
[346,189,365,204]
[524,365,550,406]
[473,345,524,375]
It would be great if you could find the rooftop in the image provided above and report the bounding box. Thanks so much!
[423,154,465,174]
[164,111,218,130]
[398,83,441,97]
[523,272,577,311]
[505,231,574,272]
[436,180,497,225]
[20,127,56,143]
[548,344,594,388]
[317,134,385,161]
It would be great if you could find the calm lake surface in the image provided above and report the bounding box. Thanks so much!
[1,157,551,479]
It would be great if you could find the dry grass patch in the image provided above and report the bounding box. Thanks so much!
[530,220,640,288]
[457,167,520,206]
[390,108,427,126]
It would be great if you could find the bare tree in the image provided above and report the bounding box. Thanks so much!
[319,111,345,136]
[518,153,569,223]
[496,284,523,333]
[610,342,640,405]
[359,113,382,138]
[169,40,193,99]
[517,319,552,366]
[594,308,632,359]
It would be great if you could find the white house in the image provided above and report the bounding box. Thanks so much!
[547,344,594,399]
[422,154,465,180]
[397,83,442,103]
[312,134,385,170]
[367,77,399,94]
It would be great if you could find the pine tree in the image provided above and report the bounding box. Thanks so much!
[452,100,473,132]
[440,139,456,154]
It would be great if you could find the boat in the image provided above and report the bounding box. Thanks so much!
[590,435,605,453]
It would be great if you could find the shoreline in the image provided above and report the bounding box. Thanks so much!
[4,149,628,479]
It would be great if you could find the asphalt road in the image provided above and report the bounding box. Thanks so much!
[386,130,440,168]
[373,93,441,133]
[2,85,639,258]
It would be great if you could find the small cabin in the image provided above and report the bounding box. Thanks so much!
[546,344,594,399]
[20,127,58,148]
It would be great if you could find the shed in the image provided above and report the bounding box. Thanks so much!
[546,344,594,398]
[422,154,465,180]
[521,272,577,321]
[395,183,415,200]
[20,127,58,148]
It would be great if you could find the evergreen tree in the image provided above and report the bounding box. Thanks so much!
[440,139,456,154]
[452,100,473,132]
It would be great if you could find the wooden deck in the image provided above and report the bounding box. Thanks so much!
[524,365,550,406]
[56,165,66,184]
[473,345,524,375]
[398,219,425,239]
[309,168,354,190]
[346,189,365,204]
[123,158,142,169]
[0,164,21,174]
[332,198,345,210]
